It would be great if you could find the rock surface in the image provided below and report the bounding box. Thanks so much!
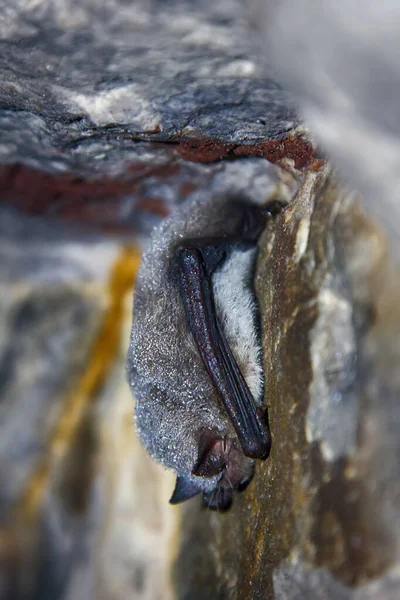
[0,0,312,177]
[0,1,399,600]
[174,169,400,599]
[0,158,298,238]
[0,209,180,600]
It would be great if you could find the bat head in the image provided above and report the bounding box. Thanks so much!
[169,428,255,510]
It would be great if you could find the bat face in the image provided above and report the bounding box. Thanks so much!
[170,432,256,510]
[127,195,276,509]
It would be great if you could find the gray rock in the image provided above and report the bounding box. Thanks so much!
[0,209,180,600]
[0,0,303,176]
[0,1,399,600]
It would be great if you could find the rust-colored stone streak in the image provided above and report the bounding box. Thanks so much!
[173,133,316,170]
[15,247,140,521]
[0,164,173,229]
[0,132,316,233]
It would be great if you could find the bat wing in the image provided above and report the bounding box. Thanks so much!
[176,244,271,460]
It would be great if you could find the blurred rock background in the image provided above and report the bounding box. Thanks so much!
[251,0,400,253]
[0,1,399,600]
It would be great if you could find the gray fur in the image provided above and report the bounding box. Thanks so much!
[127,194,263,493]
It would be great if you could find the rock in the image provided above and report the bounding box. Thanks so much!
[0,158,299,237]
[0,0,317,239]
[251,0,400,253]
[173,168,400,599]
[0,0,312,177]
[0,209,179,600]
[0,1,399,599]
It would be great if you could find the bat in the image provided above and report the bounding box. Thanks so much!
[127,194,282,510]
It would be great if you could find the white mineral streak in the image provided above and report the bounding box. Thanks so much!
[68,85,161,131]
[293,216,311,264]
[307,285,357,461]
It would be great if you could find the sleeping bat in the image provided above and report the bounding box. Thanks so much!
[127,194,281,510]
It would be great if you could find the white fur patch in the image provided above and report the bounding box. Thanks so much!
[212,248,263,402]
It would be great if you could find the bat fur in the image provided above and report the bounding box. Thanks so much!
[127,193,273,509]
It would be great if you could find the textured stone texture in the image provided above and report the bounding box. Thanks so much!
[0,209,179,600]
[0,158,298,237]
[174,169,400,600]
[0,0,312,178]
[0,1,399,599]
[0,158,296,600]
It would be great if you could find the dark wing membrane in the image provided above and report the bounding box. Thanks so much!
[176,246,271,460]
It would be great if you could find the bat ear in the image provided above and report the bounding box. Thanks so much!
[192,431,226,478]
[169,475,203,505]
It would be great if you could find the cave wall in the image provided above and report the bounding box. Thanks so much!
[0,2,399,599]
